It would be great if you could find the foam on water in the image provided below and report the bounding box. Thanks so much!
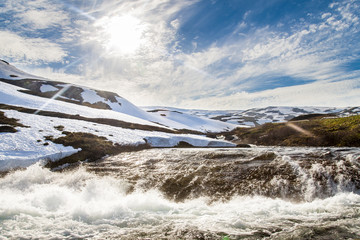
[1,161,360,239]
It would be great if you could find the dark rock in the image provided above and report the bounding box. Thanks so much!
[175,141,194,148]
[236,143,251,148]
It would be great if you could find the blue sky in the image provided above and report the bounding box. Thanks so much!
[0,0,359,109]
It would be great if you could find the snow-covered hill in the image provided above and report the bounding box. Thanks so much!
[143,106,360,127]
[0,60,235,171]
[145,108,236,132]
[1,60,358,171]
[0,60,237,133]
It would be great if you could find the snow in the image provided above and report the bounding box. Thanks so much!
[81,88,104,104]
[257,119,272,125]
[0,111,80,170]
[40,84,58,93]
[145,109,238,133]
[0,81,167,128]
[0,66,236,172]
[0,60,46,80]
[3,59,358,173]
[0,62,171,129]
[145,135,234,148]
[143,106,349,128]
[0,61,239,133]
[0,110,235,171]
[243,122,256,127]
[107,96,164,123]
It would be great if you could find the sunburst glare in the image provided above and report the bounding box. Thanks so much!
[96,15,147,56]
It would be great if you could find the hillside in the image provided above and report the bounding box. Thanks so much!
[0,60,236,171]
[229,115,360,147]
[1,60,359,171]
[0,60,237,133]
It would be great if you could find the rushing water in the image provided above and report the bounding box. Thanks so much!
[0,147,360,239]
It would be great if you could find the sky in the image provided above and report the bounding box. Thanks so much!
[0,0,359,110]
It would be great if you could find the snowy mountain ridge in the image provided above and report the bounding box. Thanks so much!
[0,60,236,171]
[143,106,360,127]
[0,60,237,133]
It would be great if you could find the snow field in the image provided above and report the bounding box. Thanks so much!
[0,110,235,171]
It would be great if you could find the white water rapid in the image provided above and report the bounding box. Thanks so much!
[0,147,359,239]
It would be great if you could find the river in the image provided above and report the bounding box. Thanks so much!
[0,147,359,239]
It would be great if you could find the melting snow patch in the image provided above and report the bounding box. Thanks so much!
[0,110,235,170]
[40,84,58,93]
[81,89,104,104]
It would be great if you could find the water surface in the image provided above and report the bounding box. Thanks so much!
[0,147,359,239]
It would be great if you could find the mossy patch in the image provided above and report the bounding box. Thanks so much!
[232,115,360,147]
[290,113,337,121]
[44,135,54,141]
[0,111,28,133]
[0,126,17,133]
[54,125,64,131]
[0,111,27,127]
[45,132,150,169]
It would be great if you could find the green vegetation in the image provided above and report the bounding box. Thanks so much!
[232,115,360,147]
[45,132,150,169]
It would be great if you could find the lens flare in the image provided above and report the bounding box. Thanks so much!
[286,122,314,137]
[34,84,72,115]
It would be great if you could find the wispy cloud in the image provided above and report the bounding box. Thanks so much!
[1,0,70,30]
[115,0,360,108]
[16,8,68,29]
[98,0,359,108]
[181,78,360,109]
[0,31,66,64]
[185,0,360,90]
[0,0,359,109]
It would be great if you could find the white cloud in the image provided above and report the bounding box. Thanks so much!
[179,78,360,110]
[180,1,358,92]
[321,13,331,19]
[1,0,359,110]
[1,0,70,30]
[0,31,67,64]
[20,66,84,84]
[78,0,360,108]
[170,19,180,29]
[17,9,68,29]
[82,0,198,60]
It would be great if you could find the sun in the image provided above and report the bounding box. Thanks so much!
[97,15,147,55]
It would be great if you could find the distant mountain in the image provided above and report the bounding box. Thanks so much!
[143,106,360,127]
